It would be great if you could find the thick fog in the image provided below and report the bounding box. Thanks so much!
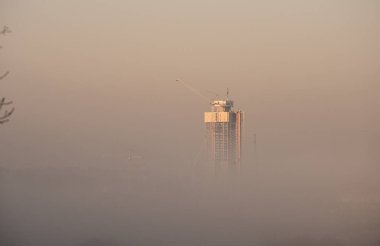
[1,0,379,245]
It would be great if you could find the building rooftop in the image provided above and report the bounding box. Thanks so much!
[210,100,234,112]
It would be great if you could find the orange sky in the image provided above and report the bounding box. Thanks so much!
[0,0,379,174]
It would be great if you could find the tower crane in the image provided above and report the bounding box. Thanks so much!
[176,79,210,102]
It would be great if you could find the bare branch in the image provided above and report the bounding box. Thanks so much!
[0,98,13,105]
[0,25,15,125]
[0,26,12,35]
[0,71,10,80]
[0,118,9,124]
[0,107,14,123]
[0,97,13,112]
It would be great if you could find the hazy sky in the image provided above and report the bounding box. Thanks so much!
[1,0,379,172]
[1,1,380,245]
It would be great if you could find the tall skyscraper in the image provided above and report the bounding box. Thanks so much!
[204,95,243,173]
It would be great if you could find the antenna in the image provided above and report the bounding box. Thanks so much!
[226,88,229,99]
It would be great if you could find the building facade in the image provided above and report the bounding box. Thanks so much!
[204,99,243,173]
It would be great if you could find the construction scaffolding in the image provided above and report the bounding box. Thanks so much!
[205,99,243,173]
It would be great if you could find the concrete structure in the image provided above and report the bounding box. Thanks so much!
[204,97,243,173]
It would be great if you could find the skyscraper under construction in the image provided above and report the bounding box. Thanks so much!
[204,94,243,173]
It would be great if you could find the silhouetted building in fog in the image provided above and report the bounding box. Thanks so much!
[204,95,243,173]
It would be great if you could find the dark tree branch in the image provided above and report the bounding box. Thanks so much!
[0,25,14,124]
[0,107,14,124]
[0,71,10,80]
[0,97,13,111]
[0,26,11,35]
